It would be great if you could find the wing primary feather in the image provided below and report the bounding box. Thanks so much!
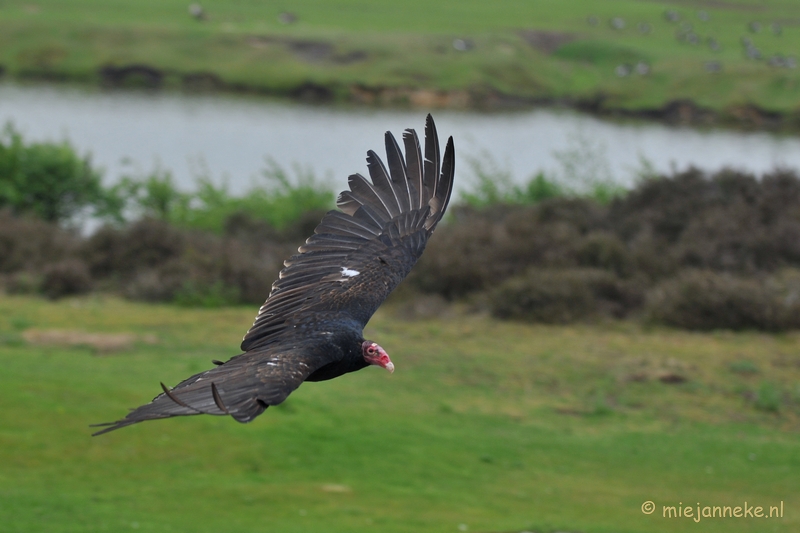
[423,114,441,207]
[353,204,386,228]
[313,216,371,236]
[284,252,349,268]
[345,173,390,216]
[335,191,361,215]
[402,128,425,209]
[437,136,456,219]
[366,150,402,218]
[384,131,411,212]
[316,211,381,238]
[211,383,230,414]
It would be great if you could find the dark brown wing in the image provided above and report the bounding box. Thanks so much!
[240,114,455,352]
[92,115,454,435]
[91,341,337,435]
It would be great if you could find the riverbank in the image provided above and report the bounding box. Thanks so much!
[3,0,799,130]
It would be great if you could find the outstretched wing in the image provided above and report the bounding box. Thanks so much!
[240,114,454,352]
[92,343,335,435]
[92,115,455,435]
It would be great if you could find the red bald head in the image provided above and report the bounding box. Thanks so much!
[362,340,394,373]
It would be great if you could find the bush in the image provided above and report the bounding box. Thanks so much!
[645,270,800,331]
[41,259,92,299]
[0,125,114,222]
[608,168,717,244]
[414,198,607,299]
[5,159,800,330]
[488,268,644,323]
[84,218,185,279]
[115,160,335,233]
[576,231,633,276]
[82,216,289,305]
[459,155,566,208]
[0,210,78,273]
[412,205,509,298]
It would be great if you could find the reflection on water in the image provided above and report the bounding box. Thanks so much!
[2,82,800,196]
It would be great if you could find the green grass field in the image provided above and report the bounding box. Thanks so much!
[1,0,799,114]
[1,294,799,532]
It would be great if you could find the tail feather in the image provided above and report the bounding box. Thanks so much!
[91,361,269,436]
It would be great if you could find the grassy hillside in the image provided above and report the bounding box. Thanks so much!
[1,0,799,116]
[1,294,798,532]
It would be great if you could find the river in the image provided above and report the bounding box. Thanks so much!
[2,82,800,196]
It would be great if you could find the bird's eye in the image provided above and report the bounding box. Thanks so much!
[368,347,375,354]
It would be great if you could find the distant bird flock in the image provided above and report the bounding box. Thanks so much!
[585,8,796,78]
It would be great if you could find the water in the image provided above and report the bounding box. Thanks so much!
[2,82,800,197]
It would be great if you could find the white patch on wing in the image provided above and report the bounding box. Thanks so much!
[341,267,360,277]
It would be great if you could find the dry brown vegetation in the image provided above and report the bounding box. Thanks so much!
[3,167,800,331]
[412,167,800,330]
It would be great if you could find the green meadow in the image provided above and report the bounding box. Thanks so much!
[1,294,798,532]
[1,0,799,114]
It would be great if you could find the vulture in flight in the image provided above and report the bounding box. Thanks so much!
[92,115,454,435]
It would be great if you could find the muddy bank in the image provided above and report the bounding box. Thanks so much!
[5,62,800,132]
[349,86,800,131]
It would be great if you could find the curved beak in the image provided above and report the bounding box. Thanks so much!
[364,343,395,374]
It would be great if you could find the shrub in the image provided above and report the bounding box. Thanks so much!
[412,206,508,298]
[41,259,92,299]
[123,266,187,302]
[644,270,795,331]
[609,167,713,244]
[6,159,800,331]
[0,210,78,273]
[487,268,644,323]
[82,216,288,305]
[673,202,767,273]
[0,125,113,222]
[115,160,335,233]
[488,268,593,323]
[576,231,633,276]
[112,168,190,221]
[759,169,800,223]
[213,237,290,305]
[459,153,566,208]
[414,198,607,299]
[84,218,185,279]
[5,272,42,295]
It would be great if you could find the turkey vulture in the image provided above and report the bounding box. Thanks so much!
[92,115,454,435]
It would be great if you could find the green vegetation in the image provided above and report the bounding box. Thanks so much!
[0,1,799,116]
[0,126,335,229]
[0,294,798,532]
[460,156,567,208]
[115,160,334,232]
[5,130,800,334]
[460,134,626,208]
[0,124,113,222]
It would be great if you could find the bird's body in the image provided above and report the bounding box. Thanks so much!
[92,115,454,435]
